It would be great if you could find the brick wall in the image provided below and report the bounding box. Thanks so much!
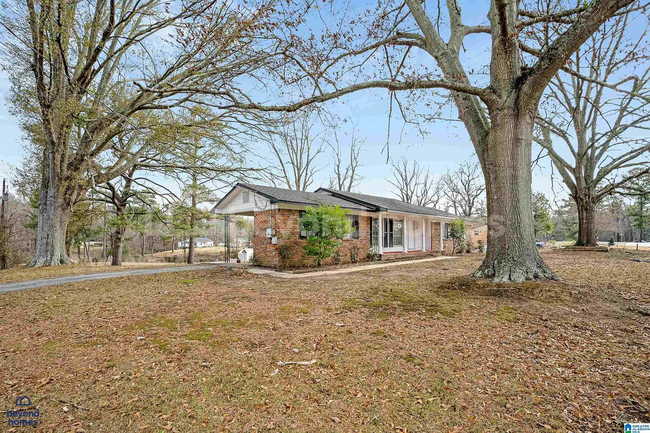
[467,225,487,250]
[432,221,454,253]
[253,209,372,268]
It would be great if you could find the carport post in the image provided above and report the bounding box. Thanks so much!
[224,215,230,263]
[378,213,383,255]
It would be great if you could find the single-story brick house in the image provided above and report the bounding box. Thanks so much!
[211,183,467,268]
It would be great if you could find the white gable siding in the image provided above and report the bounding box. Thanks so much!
[214,187,272,214]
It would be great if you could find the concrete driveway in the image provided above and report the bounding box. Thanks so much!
[0,264,218,294]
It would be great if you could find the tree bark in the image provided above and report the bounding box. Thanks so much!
[188,236,195,264]
[29,140,75,267]
[111,228,125,266]
[187,189,196,264]
[29,195,73,266]
[575,195,598,246]
[472,110,557,282]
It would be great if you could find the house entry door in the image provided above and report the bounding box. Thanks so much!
[407,220,415,250]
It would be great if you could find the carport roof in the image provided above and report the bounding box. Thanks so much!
[213,183,375,212]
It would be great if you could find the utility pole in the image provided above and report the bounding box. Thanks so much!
[1,178,8,269]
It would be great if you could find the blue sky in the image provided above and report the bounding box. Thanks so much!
[0,0,565,204]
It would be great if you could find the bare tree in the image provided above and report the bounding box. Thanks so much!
[535,10,650,246]
[262,112,325,191]
[0,0,281,266]
[328,129,364,192]
[442,161,486,217]
[388,158,443,208]
[222,0,642,281]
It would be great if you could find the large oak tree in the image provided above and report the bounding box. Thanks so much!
[535,10,650,246]
[221,0,643,281]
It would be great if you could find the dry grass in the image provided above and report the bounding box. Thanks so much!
[0,250,648,432]
[0,262,182,284]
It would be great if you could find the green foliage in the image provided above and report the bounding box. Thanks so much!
[67,201,104,249]
[300,205,353,266]
[532,192,554,238]
[626,171,650,241]
[552,198,578,241]
[477,240,485,252]
[449,220,466,254]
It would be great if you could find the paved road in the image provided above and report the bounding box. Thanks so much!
[0,264,219,294]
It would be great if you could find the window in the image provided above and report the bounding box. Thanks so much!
[298,210,315,238]
[242,190,250,204]
[443,223,451,239]
[474,230,479,236]
[393,220,403,246]
[382,218,403,248]
[371,218,379,246]
[346,215,360,239]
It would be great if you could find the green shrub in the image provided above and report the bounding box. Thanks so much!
[300,205,353,267]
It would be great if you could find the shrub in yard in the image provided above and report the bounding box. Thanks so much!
[350,245,360,263]
[367,244,380,261]
[332,249,342,265]
[477,240,485,252]
[449,220,467,254]
[277,244,292,269]
[300,205,353,267]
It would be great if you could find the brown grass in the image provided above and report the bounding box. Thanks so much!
[0,262,184,285]
[0,250,649,432]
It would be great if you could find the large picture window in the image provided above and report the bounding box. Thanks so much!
[382,218,403,248]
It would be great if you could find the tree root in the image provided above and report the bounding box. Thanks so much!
[471,256,558,283]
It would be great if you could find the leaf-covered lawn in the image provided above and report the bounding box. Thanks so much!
[0,250,648,432]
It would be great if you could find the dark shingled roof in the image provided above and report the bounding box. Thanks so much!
[214,183,457,218]
[222,183,375,211]
[314,187,458,218]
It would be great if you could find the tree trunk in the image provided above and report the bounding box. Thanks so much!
[141,234,145,257]
[111,228,125,266]
[101,214,107,259]
[187,189,197,264]
[29,196,73,266]
[472,110,557,282]
[29,141,74,267]
[188,235,195,264]
[575,196,598,246]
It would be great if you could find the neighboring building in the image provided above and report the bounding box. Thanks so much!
[211,183,463,268]
[467,223,488,251]
[177,237,214,249]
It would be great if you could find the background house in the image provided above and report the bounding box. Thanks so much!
[177,237,214,249]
